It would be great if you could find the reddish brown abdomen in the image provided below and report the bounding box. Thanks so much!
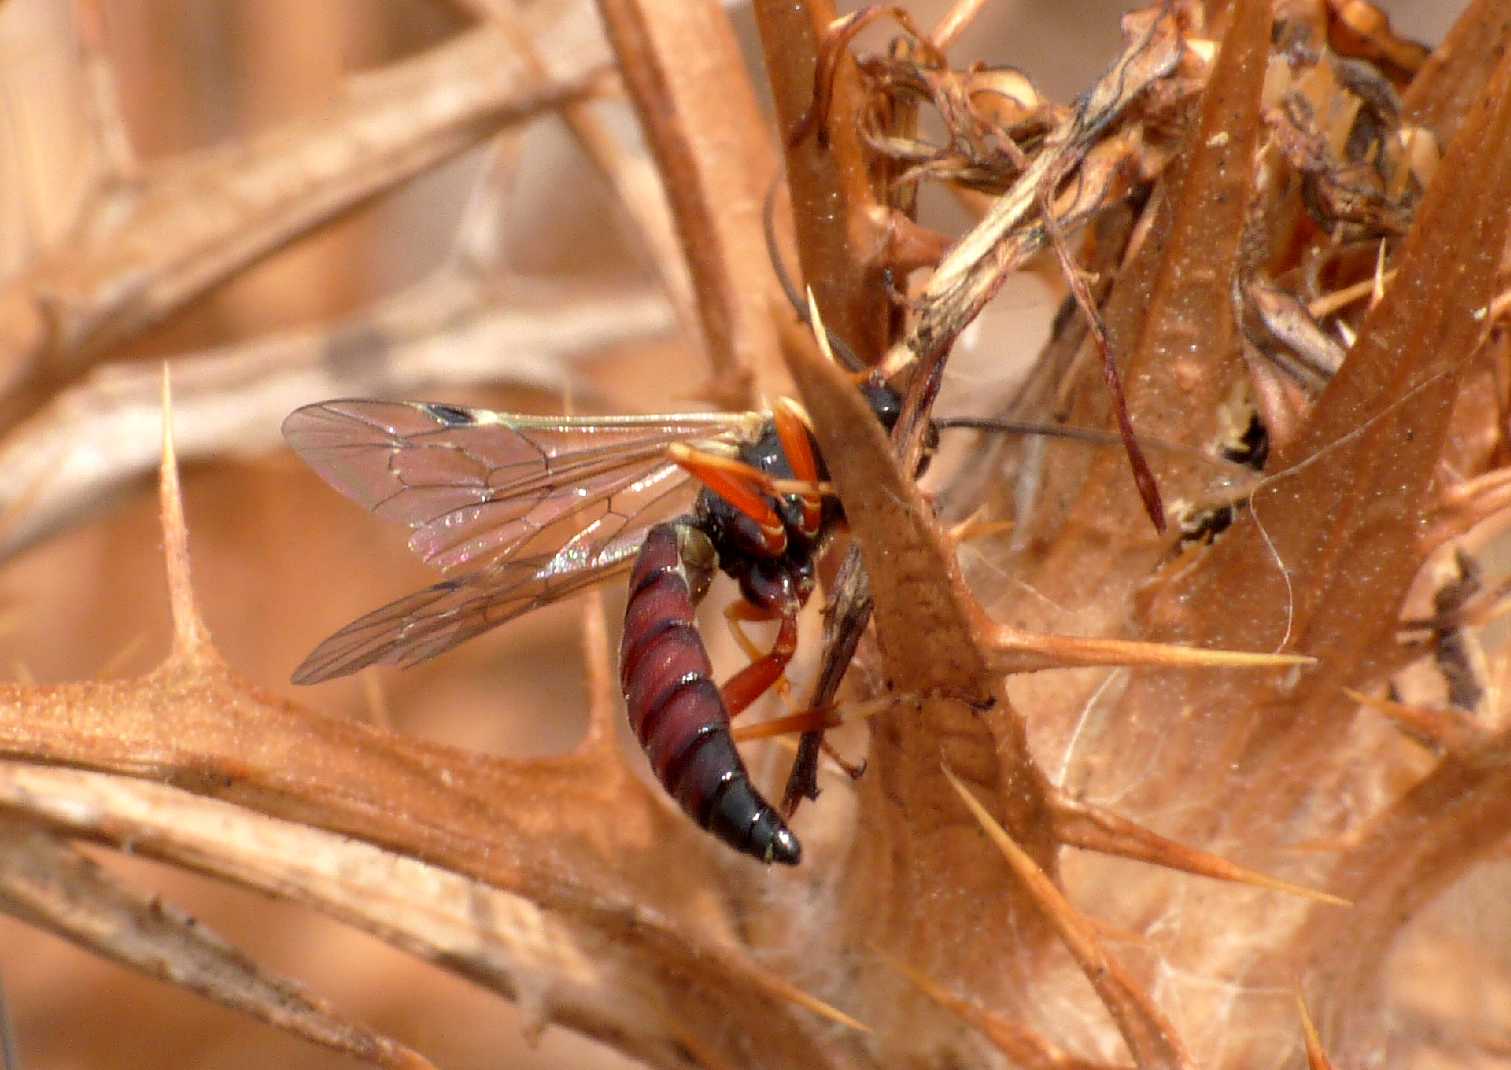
[619,523,800,864]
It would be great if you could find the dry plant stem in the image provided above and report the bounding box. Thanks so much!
[1301,726,1511,1053]
[943,768,1193,1070]
[483,1,700,344]
[0,814,429,1070]
[1047,789,1348,908]
[0,761,728,1069]
[899,7,1184,370]
[753,0,892,362]
[875,946,1115,1070]
[594,0,783,404]
[1401,0,1511,142]
[780,317,1059,1039]
[0,762,840,1069]
[0,23,606,395]
[929,0,994,52]
[1150,14,1511,822]
[0,276,670,562]
[0,378,855,1068]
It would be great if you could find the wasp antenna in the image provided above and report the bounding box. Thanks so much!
[934,416,1258,473]
[763,176,806,320]
[933,416,1125,446]
[825,330,868,373]
[762,175,868,371]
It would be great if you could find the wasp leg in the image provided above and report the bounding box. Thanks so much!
[820,737,866,779]
[724,601,795,703]
[667,443,787,554]
[772,398,823,536]
[722,605,800,718]
[723,601,771,664]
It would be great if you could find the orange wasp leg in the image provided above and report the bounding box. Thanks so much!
[721,604,800,718]
[667,443,787,554]
[724,601,771,664]
[724,601,794,702]
[772,397,823,536]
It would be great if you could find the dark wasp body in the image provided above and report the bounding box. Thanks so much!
[619,381,902,864]
[284,380,904,866]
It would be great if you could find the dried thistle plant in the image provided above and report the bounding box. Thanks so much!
[0,1,1504,1068]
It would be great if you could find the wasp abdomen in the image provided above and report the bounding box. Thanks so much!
[619,522,800,865]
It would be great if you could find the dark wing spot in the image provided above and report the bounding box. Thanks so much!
[424,404,475,427]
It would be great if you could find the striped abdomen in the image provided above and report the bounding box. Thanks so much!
[619,522,801,865]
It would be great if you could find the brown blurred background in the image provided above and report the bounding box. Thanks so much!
[0,1,1461,1067]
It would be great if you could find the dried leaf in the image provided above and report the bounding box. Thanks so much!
[903,6,1185,364]
[1141,9,1511,818]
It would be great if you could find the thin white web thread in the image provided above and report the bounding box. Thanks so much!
[1054,666,1126,789]
[1242,364,1457,654]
